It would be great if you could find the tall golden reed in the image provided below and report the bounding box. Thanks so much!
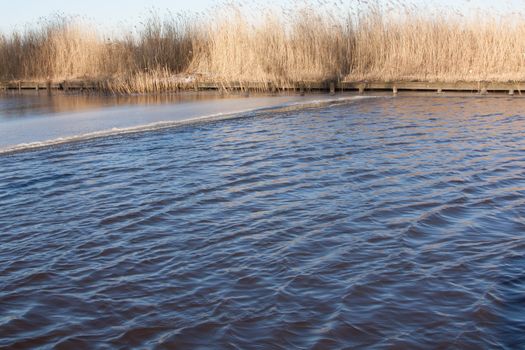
[2,1,525,92]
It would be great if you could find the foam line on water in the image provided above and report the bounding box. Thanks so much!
[0,96,373,155]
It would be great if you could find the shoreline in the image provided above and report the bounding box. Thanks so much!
[1,79,523,95]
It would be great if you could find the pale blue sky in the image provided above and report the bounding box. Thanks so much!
[0,0,217,32]
[1,0,523,33]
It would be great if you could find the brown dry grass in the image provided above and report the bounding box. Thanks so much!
[2,1,525,93]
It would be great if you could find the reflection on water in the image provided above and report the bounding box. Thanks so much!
[0,96,524,348]
[0,91,252,119]
[0,91,344,151]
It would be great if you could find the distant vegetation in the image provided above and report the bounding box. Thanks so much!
[1,1,525,93]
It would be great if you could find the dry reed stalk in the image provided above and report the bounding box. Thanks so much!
[2,1,525,93]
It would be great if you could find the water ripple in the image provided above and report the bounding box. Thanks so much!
[1,96,525,348]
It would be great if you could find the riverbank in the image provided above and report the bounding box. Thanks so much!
[2,2,525,93]
[2,79,525,95]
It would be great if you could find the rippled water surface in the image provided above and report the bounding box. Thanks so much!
[1,95,524,349]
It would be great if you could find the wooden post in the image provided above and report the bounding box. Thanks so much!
[358,84,365,95]
[393,85,398,95]
[18,81,21,92]
[329,81,335,95]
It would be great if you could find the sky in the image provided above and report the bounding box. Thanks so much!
[1,0,524,33]
[0,0,217,33]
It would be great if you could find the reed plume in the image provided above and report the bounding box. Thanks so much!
[2,1,525,93]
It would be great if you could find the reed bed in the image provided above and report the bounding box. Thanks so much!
[2,1,525,93]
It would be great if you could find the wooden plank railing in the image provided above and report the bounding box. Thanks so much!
[1,80,523,94]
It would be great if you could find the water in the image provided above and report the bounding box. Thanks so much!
[1,95,524,349]
[0,91,345,152]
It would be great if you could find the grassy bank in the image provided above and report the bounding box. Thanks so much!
[2,2,525,93]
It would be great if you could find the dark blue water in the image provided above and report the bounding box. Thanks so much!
[1,96,524,349]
